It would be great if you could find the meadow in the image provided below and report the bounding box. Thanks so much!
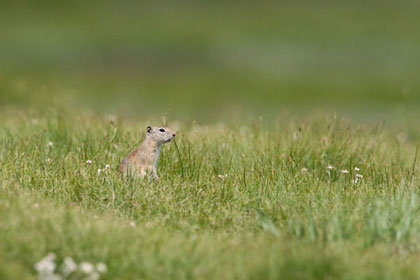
[1,111,420,279]
[1,0,420,279]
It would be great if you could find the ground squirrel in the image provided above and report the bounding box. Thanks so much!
[119,126,176,178]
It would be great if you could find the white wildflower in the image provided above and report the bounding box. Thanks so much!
[86,160,92,165]
[341,170,349,174]
[301,168,308,172]
[62,257,77,274]
[34,253,57,275]
[96,263,107,273]
[355,174,364,184]
[48,141,54,147]
[354,167,360,172]
[97,169,102,175]
[34,259,55,273]
[130,221,136,227]
[80,262,94,274]
[327,165,334,170]
[218,174,228,180]
[104,164,110,170]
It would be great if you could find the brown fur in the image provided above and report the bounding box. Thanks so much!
[119,126,176,178]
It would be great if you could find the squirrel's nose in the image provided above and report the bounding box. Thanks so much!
[173,134,176,137]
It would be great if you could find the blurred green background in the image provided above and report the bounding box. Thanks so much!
[1,0,419,121]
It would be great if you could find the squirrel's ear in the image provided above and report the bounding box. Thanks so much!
[147,126,152,133]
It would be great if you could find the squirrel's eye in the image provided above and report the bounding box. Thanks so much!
[159,128,166,132]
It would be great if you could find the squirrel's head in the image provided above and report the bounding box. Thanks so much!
[145,126,176,144]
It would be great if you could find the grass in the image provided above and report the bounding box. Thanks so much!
[1,111,420,279]
[1,0,420,278]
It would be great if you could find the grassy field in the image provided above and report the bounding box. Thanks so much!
[1,0,420,279]
[1,112,420,279]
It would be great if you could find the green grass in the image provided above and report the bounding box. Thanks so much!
[1,0,420,278]
[1,111,420,279]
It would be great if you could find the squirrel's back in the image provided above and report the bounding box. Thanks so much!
[118,148,138,173]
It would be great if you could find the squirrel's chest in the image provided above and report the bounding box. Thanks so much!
[136,145,160,168]
[153,146,161,168]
